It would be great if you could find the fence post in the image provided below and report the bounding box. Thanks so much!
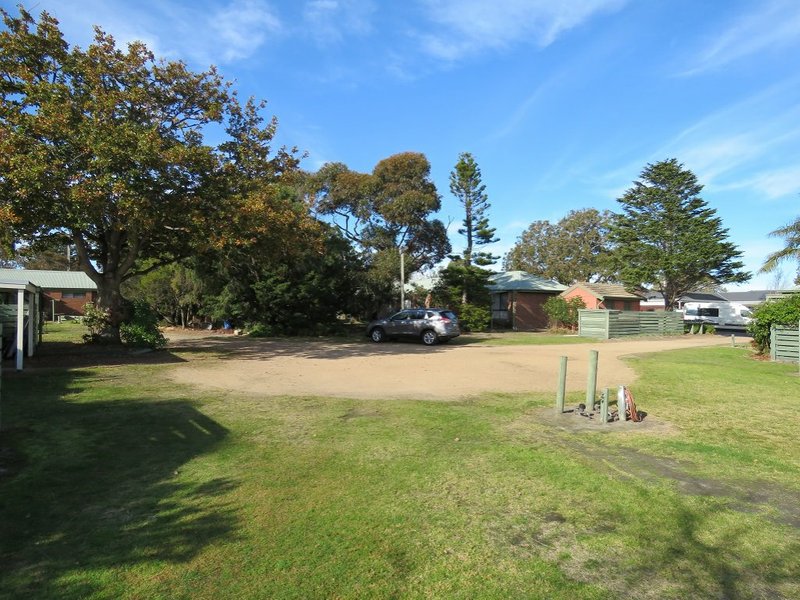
[586,350,599,409]
[556,356,567,413]
[601,388,609,424]
[618,385,627,421]
[770,326,776,361]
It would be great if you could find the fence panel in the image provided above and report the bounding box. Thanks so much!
[771,323,800,363]
[579,310,683,339]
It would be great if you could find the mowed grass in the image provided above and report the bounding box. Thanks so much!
[461,331,592,346]
[1,333,799,599]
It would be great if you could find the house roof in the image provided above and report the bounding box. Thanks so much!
[0,279,41,293]
[563,282,644,300]
[0,268,97,290]
[487,271,567,293]
[720,290,771,303]
[680,291,727,302]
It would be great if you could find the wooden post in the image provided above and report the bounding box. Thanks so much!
[730,334,735,347]
[16,288,24,371]
[618,385,627,421]
[556,356,567,413]
[586,350,598,409]
[770,326,776,361]
[601,388,609,424]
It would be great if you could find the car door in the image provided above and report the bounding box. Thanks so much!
[385,311,412,337]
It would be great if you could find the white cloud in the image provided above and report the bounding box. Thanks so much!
[416,0,627,61]
[303,0,375,43]
[680,0,800,76]
[716,167,800,201]
[206,0,282,63]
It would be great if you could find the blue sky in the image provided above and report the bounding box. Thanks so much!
[6,0,800,289]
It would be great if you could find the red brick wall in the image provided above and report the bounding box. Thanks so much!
[512,291,558,330]
[43,290,97,318]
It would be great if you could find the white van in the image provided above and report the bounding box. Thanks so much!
[682,301,752,329]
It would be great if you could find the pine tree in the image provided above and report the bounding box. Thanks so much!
[609,158,749,309]
[449,153,498,303]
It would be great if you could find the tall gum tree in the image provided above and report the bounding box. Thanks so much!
[310,152,450,309]
[609,158,749,309]
[0,8,298,340]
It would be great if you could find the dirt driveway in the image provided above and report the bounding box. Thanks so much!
[167,332,731,401]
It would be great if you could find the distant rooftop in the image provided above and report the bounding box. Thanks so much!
[487,271,567,293]
[0,268,97,290]
[564,282,644,300]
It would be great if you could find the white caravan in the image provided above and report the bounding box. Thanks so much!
[682,301,753,329]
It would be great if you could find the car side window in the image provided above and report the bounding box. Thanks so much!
[411,310,425,319]
[391,312,409,321]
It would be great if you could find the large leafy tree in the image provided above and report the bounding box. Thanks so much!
[504,208,612,284]
[311,152,450,310]
[609,158,749,309]
[760,218,800,284]
[448,152,498,303]
[0,8,297,340]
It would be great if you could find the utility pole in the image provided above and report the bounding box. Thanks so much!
[399,249,405,309]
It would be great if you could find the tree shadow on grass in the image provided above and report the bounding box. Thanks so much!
[0,368,236,599]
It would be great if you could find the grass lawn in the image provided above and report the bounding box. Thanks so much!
[1,329,798,599]
[459,331,592,346]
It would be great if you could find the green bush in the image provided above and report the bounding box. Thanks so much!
[81,302,111,343]
[120,301,167,349]
[543,296,585,329]
[748,294,800,354]
[457,303,491,332]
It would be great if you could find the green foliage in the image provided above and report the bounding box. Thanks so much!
[81,303,112,344]
[504,208,612,284]
[431,260,491,309]
[0,7,298,340]
[609,159,749,309]
[760,218,800,276]
[310,153,450,309]
[450,152,498,274]
[119,301,167,349]
[542,296,586,329]
[456,303,491,332]
[124,262,204,327]
[200,224,363,335]
[748,294,800,354]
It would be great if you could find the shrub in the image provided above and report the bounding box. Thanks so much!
[120,300,167,349]
[457,303,491,332]
[748,294,800,354]
[81,302,111,343]
[543,296,585,329]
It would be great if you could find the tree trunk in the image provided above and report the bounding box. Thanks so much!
[94,275,130,343]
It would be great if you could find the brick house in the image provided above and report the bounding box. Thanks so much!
[0,269,98,319]
[560,282,644,311]
[488,271,567,330]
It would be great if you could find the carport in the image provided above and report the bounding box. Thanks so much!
[1,279,41,371]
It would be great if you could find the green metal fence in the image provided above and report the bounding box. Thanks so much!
[578,309,684,339]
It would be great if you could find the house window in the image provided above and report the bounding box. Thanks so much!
[61,292,87,299]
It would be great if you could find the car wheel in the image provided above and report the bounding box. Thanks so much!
[370,327,386,343]
[421,329,438,346]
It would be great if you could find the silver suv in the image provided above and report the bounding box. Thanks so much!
[366,308,460,345]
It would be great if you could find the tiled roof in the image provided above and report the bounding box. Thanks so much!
[565,282,644,300]
[487,271,567,293]
[0,268,97,290]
